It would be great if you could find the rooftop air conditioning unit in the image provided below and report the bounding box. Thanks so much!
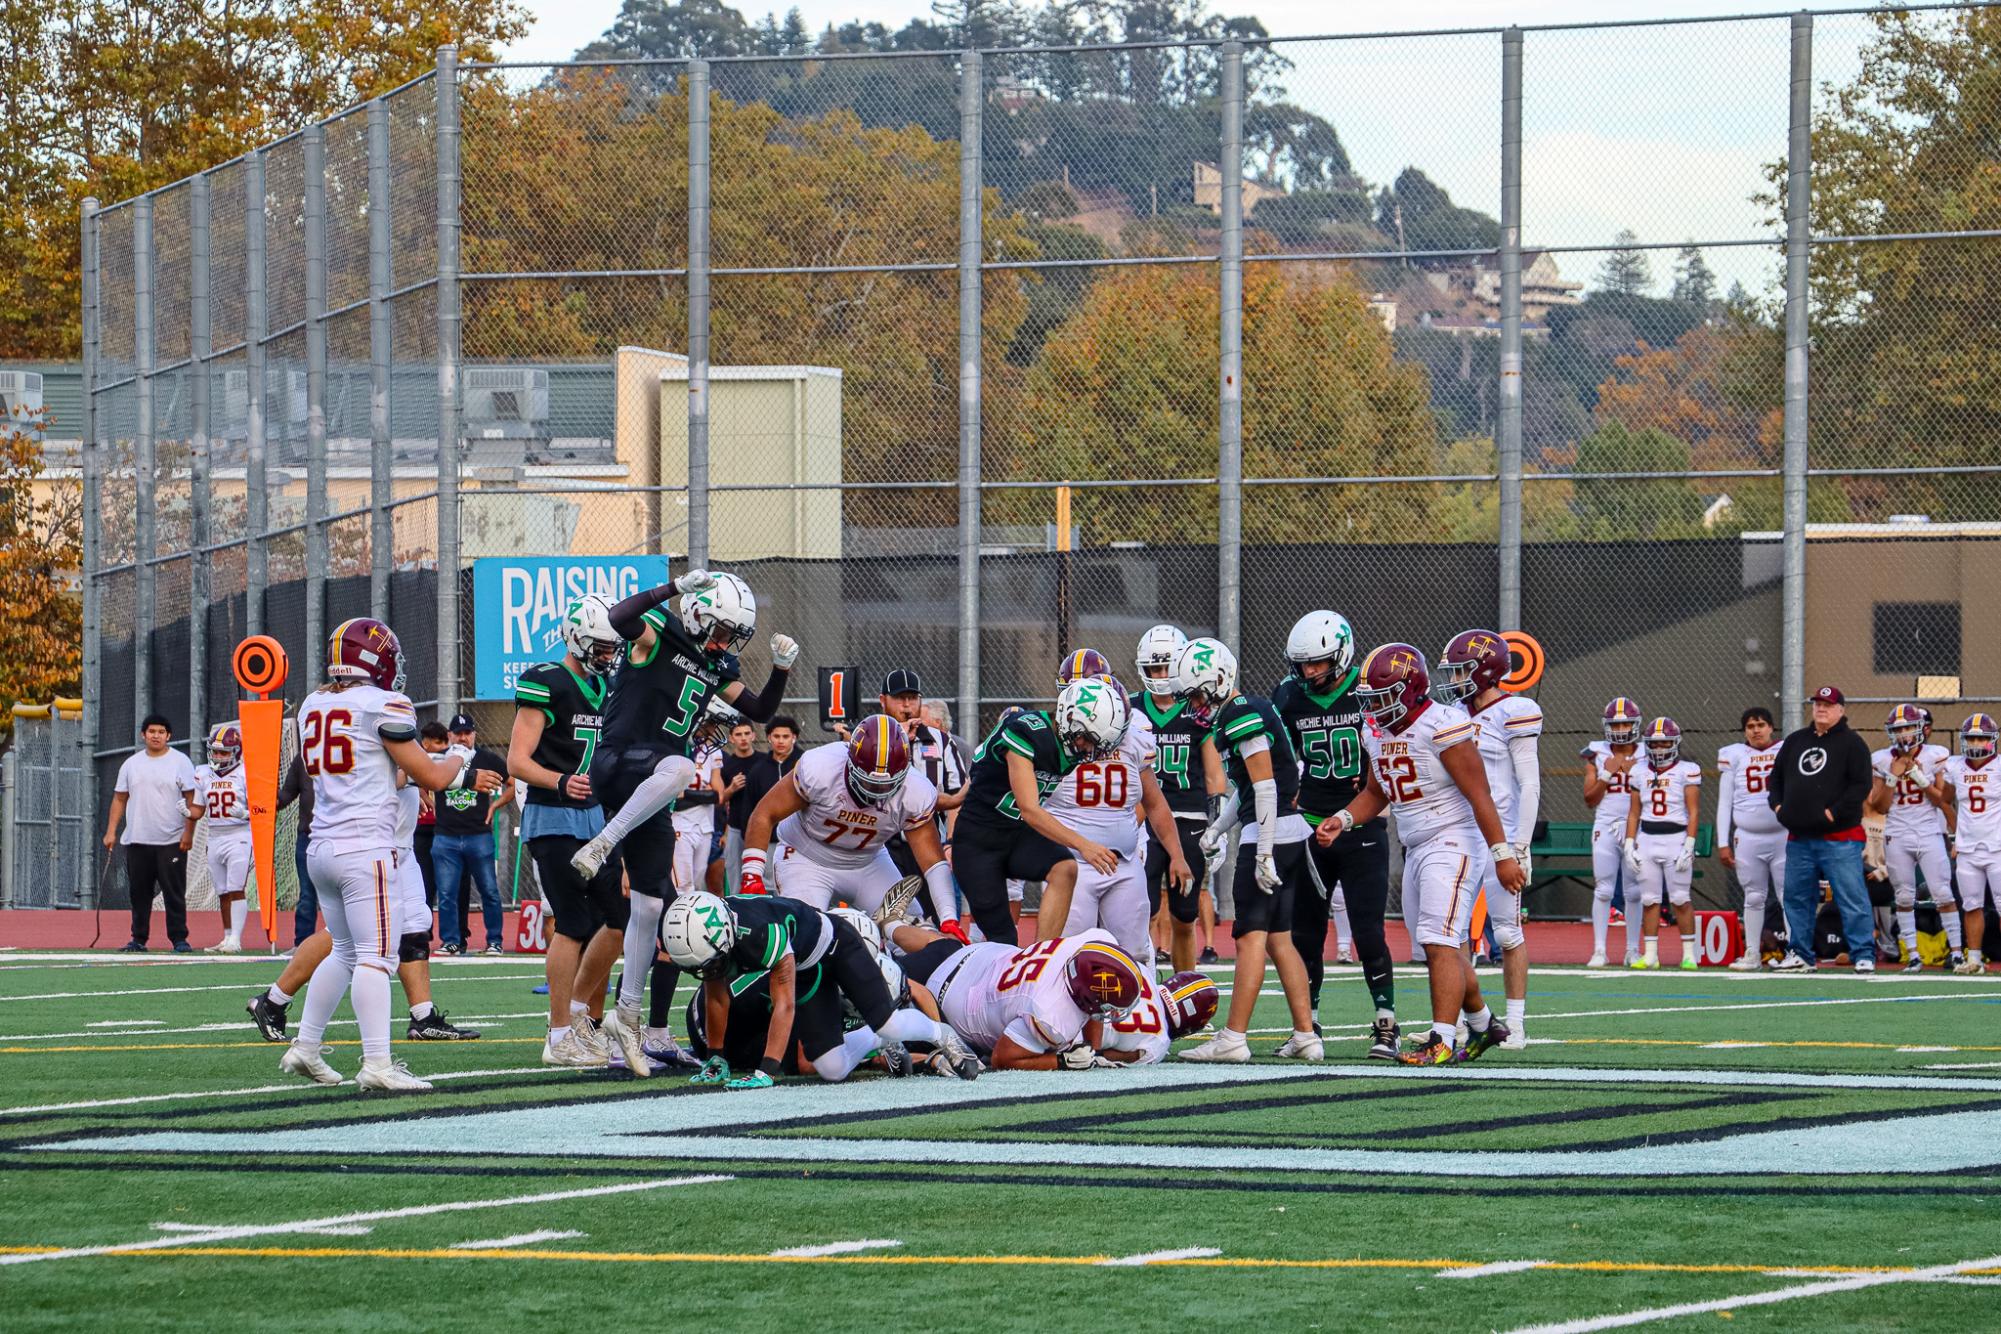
[0,370,45,427]
[464,367,548,439]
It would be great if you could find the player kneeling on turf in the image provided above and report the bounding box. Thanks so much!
[662,891,980,1088]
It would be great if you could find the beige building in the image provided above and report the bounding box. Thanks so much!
[1192,161,1287,214]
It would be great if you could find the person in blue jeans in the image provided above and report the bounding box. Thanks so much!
[1767,685,1878,973]
[435,714,512,955]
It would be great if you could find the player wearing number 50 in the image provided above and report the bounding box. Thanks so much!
[1621,719,1702,971]
[281,619,504,1093]
[565,569,798,1077]
[1328,644,1523,1066]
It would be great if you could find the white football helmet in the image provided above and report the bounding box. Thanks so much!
[678,572,757,655]
[877,951,910,1007]
[1135,624,1189,695]
[1054,677,1131,760]
[562,594,623,676]
[661,891,738,973]
[693,695,743,748]
[827,906,882,954]
[1286,610,1355,688]
[1170,637,1238,727]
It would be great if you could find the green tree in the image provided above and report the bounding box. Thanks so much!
[1596,229,1652,297]
[1571,421,1706,538]
[0,417,82,731]
[1372,167,1500,265]
[1670,242,1715,308]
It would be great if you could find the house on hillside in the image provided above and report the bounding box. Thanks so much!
[1424,251,1585,328]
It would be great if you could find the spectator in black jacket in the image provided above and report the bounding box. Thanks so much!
[1768,685,1879,972]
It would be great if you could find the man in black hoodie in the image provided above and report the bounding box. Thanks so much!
[1767,685,1878,972]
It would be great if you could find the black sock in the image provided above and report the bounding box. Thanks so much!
[648,959,678,1029]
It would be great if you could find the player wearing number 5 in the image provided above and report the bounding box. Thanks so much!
[281,619,504,1092]
[1621,719,1702,970]
[566,569,797,1076]
[1326,644,1523,1066]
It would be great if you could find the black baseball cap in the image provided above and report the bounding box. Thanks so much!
[881,668,922,697]
[447,712,477,732]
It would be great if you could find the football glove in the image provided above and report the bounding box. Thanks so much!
[676,568,718,595]
[1058,1045,1115,1071]
[738,871,768,896]
[725,1069,775,1091]
[1674,836,1695,873]
[690,1055,730,1086]
[769,634,800,670]
[1197,825,1228,858]
[1513,843,1534,881]
[1254,851,1282,893]
[938,918,969,945]
[1623,837,1644,878]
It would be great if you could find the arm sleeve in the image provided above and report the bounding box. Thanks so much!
[734,668,791,723]
[1715,759,1736,843]
[606,581,681,641]
[276,752,303,808]
[1507,734,1540,842]
[1252,776,1279,857]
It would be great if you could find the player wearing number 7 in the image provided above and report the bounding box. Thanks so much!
[565,569,797,1078]
[1324,643,1524,1066]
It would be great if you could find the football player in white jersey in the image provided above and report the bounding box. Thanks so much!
[1868,702,1962,970]
[742,714,956,929]
[1583,697,1644,965]
[1047,685,1194,968]
[671,704,731,893]
[889,924,1144,1070]
[1091,970,1221,1064]
[1716,707,1787,969]
[1621,718,1703,970]
[1324,644,1524,1066]
[1944,714,2001,974]
[278,619,502,1092]
[1436,629,1541,1048]
[193,723,255,953]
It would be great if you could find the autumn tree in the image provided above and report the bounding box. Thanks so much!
[0,419,82,735]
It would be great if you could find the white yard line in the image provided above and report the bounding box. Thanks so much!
[1098,1247,1223,1266]
[0,1065,566,1119]
[153,1222,371,1237]
[769,1239,903,1257]
[1506,1251,2001,1334]
[0,1175,732,1266]
[453,1230,584,1250]
[0,975,547,1002]
[0,1011,547,1043]
[1440,1259,1546,1278]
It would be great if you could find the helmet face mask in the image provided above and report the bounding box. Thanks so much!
[1603,698,1642,746]
[1135,624,1188,695]
[1286,611,1355,690]
[1357,644,1429,735]
[845,715,912,808]
[1964,714,1998,761]
[1645,718,1683,770]
[208,723,243,775]
[679,574,757,657]
[1433,659,1479,705]
[1170,638,1238,728]
[563,595,624,677]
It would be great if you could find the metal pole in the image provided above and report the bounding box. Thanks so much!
[245,152,268,639]
[1497,26,1524,633]
[80,197,100,887]
[1216,41,1244,653]
[189,174,212,747]
[134,195,155,737]
[368,98,393,619]
[436,46,463,713]
[1781,11,1812,724]
[957,49,983,735]
[304,126,329,684]
[687,59,711,570]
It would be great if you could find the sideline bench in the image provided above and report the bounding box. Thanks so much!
[1528,820,1715,899]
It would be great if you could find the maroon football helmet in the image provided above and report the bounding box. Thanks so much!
[327,618,405,692]
[1644,716,1683,770]
[1056,648,1116,689]
[1066,941,1144,1017]
[1435,629,1509,705]
[845,713,912,808]
[207,722,243,774]
[1160,970,1220,1038]
[1603,697,1642,745]
[1355,643,1430,735]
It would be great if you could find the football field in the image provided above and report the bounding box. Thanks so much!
[5,954,2001,1332]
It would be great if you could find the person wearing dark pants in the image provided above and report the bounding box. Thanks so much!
[104,714,199,953]
[1769,685,1879,973]
[434,713,511,955]
[415,722,445,933]
[278,752,319,947]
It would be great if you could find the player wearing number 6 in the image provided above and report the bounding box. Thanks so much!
[1943,716,2000,974]
[1327,643,1522,1066]
[1621,718,1702,971]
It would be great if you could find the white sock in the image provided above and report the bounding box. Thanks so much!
[1431,1021,1457,1043]
[644,1025,669,1045]
[1626,910,1644,960]
[1592,895,1612,955]
[593,756,698,852]
[1896,910,1918,952]
[1332,900,1353,949]
[816,1027,879,1082]
[548,1024,572,1046]
[1466,1006,1492,1033]
[1681,933,1696,961]
[619,894,666,1013]
[1944,912,1964,949]
[410,1000,435,1021]
[570,999,590,1019]
[1217,1027,1248,1046]
[225,899,246,945]
[1505,998,1525,1028]
[267,983,294,1006]
[295,953,353,1049]
[1643,936,1659,965]
[881,1008,945,1047]
[351,967,393,1065]
[1744,903,1765,954]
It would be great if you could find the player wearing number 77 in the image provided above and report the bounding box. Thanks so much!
[1323,643,1524,1066]
[565,568,798,1078]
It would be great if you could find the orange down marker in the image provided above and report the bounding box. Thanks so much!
[233,636,290,948]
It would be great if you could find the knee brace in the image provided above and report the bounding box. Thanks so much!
[398,930,431,964]
[1893,887,1917,911]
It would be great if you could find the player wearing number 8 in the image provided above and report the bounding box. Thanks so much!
[1620,718,1703,971]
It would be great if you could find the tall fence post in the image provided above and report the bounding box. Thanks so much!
[133,195,155,739]
[1781,11,1812,723]
[958,49,983,735]
[1497,27,1524,633]
[245,152,268,639]
[189,173,212,747]
[687,58,711,571]
[80,197,100,885]
[304,126,329,685]
[368,98,393,620]
[436,45,463,713]
[1217,41,1244,652]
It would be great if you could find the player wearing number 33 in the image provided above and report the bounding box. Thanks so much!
[1327,644,1523,1066]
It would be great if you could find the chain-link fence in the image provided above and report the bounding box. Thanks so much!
[56,8,2001,920]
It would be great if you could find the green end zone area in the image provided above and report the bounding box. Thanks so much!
[4,954,2001,1331]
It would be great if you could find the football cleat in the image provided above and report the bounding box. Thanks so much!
[1728,955,1761,971]
[1272,1032,1324,1061]
[1678,955,1698,972]
[934,1025,982,1081]
[1398,1032,1457,1066]
[1337,947,1358,965]
[1768,954,1811,972]
[1954,955,1986,975]
[247,994,289,1042]
[1459,1020,1510,1062]
[356,1059,432,1093]
[1585,952,1608,968]
[600,1009,651,1079]
[1367,1016,1401,1061]
[877,1040,913,1078]
[1903,954,1926,973]
[569,832,614,882]
[1607,908,1625,926]
[1949,951,1969,971]
[208,941,243,955]
[279,1044,343,1086]
[872,874,925,931]
[642,1034,704,1070]
[1500,1027,1528,1051]
[572,1013,610,1061]
[1629,957,1656,970]
[407,1009,480,1040]
[542,1030,607,1068]
[1178,1031,1251,1063]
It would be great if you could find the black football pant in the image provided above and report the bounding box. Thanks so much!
[126,843,189,947]
[1294,817,1392,1014]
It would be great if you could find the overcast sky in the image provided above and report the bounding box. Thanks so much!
[501,2,1880,296]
